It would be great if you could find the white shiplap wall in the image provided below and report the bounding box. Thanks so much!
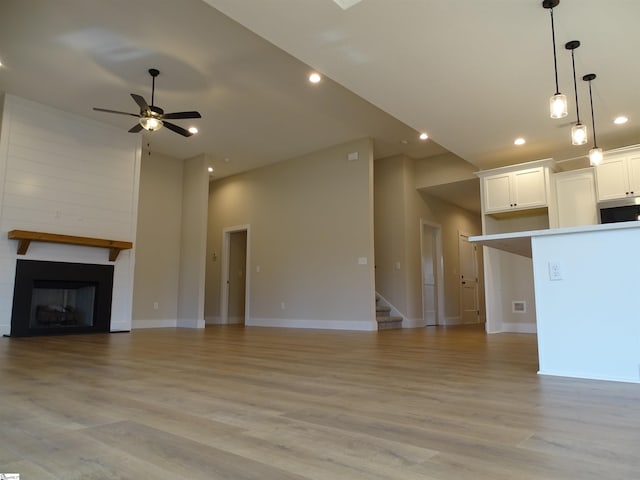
[0,95,141,335]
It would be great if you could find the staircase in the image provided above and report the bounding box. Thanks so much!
[375,295,403,330]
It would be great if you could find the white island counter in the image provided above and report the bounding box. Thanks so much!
[471,221,640,383]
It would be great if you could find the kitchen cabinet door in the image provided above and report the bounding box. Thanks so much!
[512,167,546,209]
[483,167,546,213]
[596,155,633,201]
[483,173,512,212]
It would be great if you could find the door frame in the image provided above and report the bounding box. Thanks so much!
[220,224,251,324]
[419,219,444,326]
[458,231,480,324]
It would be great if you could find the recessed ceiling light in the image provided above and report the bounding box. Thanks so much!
[188,126,198,134]
[514,138,526,146]
[400,139,409,145]
[208,167,214,173]
[224,157,231,163]
[309,72,322,84]
[419,133,429,140]
[614,116,628,125]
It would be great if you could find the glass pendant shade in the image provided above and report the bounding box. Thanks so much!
[550,93,568,119]
[140,116,163,131]
[589,147,603,166]
[571,123,587,145]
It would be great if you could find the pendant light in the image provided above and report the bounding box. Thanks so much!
[583,73,603,166]
[543,0,567,119]
[566,40,587,145]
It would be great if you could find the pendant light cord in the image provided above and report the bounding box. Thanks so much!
[570,49,581,123]
[588,80,598,148]
[550,8,560,94]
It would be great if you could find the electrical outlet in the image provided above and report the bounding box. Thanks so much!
[548,261,563,281]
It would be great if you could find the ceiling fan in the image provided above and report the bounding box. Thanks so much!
[93,68,201,137]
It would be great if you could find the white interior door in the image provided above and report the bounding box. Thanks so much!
[421,222,441,326]
[459,233,480,324]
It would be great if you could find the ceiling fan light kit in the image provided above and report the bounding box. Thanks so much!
[93,68,201,137]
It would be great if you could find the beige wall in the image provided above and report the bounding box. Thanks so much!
[374,155,484,325]
[414,152,478,189]
[206,138,376,330]
[132,151,183,327]
[177,155,210,328]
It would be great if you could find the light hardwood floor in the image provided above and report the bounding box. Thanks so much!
[1,324,639,479]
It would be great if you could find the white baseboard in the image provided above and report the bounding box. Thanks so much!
[538,369,640,384]
[205,316,245,325]
[132,319,177,329]
[176,318,206,329]
[248,317,377,331]
[402,317,426,328]
[444,316,462,325]
[0,324,9,336]
[502,322,537,334]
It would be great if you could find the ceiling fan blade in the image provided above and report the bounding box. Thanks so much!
[163,111,202,120]
[128,123,144,133]
[93,107,138,117]
[130,93,150,112]
[163,121,192,137]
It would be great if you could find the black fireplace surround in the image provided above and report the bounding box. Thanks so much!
[11,260,114,337]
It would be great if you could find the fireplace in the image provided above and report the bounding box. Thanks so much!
[11,260,114,337]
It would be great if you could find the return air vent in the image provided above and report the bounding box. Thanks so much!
[512,301,526,313]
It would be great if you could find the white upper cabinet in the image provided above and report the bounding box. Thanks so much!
[595,151,640,201]
[552,168,598,228]
[480,163,551,214]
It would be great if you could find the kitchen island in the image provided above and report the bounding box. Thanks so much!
[471,221,640,383]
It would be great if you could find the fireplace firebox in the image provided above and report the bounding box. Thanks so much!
[11,260,114,337]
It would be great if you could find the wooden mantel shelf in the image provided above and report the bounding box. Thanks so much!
[8,230,133,262]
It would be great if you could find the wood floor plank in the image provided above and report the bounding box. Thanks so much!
[1,324,639,479]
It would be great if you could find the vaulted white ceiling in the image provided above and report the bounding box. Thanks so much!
[205,0,640,170]
[1,0,639,181]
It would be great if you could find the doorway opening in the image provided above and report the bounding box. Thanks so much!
[458,232,481,324]
[220,225,250,325]
[420,220,444,326]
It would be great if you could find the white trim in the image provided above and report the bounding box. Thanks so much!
[420,219,444,326]
[538,369,640,384]
[132,319,178,329]
[502,322,536,334]
[402,317,426,328]
[247,317,377,331]
[444,316,462,325]
[220,225,251,325]
[177,318,206,329]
